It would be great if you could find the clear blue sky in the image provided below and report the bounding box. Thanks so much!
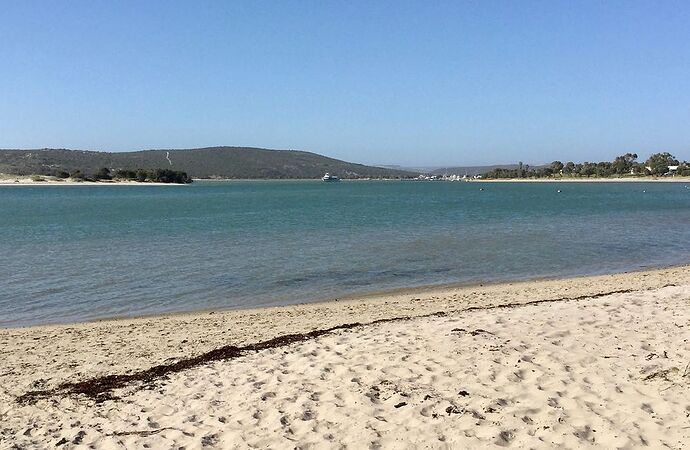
[1,1,689,166]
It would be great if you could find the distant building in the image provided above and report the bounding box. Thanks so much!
[646,165,678,174]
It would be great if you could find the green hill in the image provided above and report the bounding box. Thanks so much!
[0,147,414,179]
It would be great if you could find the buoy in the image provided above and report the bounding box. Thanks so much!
[557,189,561,193]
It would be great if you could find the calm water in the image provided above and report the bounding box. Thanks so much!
[1,180,689,327]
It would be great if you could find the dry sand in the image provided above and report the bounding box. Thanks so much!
[1,266,689,448]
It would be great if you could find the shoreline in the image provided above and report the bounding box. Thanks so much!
[3,175,690,185]
[197,177,690,183]
[475,176,690,183]
[6,261,689,330]
[2,265,689,447]
[0,178,187,186]
[2,264,688,387]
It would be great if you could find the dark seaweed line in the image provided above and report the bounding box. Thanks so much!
[17,286,654,405]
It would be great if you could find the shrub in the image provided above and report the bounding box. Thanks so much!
[94,167,112,180]
[148,168,192,184]
[114,169,137,179]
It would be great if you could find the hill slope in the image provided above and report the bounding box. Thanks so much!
[0,147,414,179]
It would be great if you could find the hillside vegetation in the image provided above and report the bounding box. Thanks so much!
[0,147,414,179]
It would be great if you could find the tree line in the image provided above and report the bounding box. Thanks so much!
[55,167,193,184]
[483,152,689,179]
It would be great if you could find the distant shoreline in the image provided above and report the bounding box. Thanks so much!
[3,174,690,185]
[0,174,406,185]
[475,176,690,183]
[194,176,690,183]
[0,175,188,186]
[196,176,690,183]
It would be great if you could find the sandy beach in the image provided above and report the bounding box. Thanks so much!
[0,174,189,186]
[1,266,689,448]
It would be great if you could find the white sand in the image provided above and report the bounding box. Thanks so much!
[1,267,689,448]
[0,174,182,186]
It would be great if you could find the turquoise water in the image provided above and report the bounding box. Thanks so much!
[1,180,689,327]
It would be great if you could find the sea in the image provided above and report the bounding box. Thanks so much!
[2,180,689,327]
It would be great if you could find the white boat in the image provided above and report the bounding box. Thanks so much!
[322,172,340,182]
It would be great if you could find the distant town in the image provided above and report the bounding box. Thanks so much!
[417,152,689,181]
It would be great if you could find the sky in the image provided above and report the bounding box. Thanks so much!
[1,1,689,167]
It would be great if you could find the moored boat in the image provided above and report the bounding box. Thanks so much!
[322,173,340,182]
